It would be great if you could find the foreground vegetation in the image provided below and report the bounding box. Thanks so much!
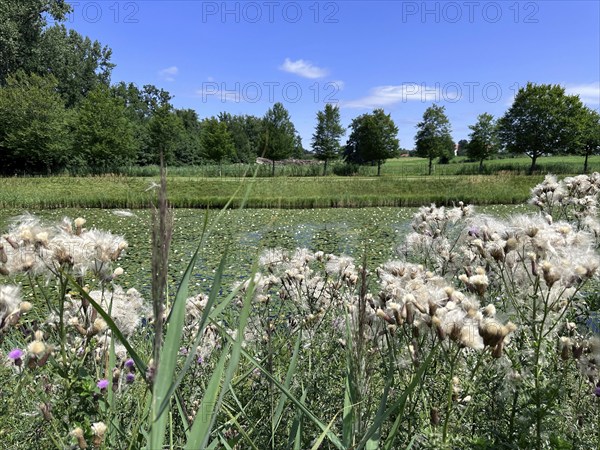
[1,174,600,449]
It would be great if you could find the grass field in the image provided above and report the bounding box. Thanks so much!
[0,173,544,209]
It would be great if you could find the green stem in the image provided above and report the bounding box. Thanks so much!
[442,346,461,444]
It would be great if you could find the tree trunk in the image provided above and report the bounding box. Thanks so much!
[479,158,484,173]
[323,159,328,176]
[529,155,537,174]
[377,160,382,176]
[272,159,275,177]
[584,151,589,174]
[428,157,433,175]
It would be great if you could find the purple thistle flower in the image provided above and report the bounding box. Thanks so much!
[8,348,24,360]
[124,358,134,369]
[97,379,109,390]
[197,356,203,364]
[594,386,600,397]
[125,373,135,384]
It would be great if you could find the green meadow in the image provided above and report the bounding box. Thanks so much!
[0,173,542,209]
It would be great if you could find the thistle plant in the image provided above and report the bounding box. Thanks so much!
[1,172,600,449]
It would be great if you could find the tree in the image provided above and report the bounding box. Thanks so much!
[498,83,584,173]
[414,105,455,175]
[147,103,183,166]
[574,106,600,173]
[71,84,137,173]
[259,102,297,176]
[467,113,501,172]
[219,113,263,163]
[0,71,70,175]
[312,104,345,175]
[200,117,236,173]
[0,0,71,84]
[174,109,202,165]
[456,139,469,156]
[32,25,113,107]
[344,109,400,176]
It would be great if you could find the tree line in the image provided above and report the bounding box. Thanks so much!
[0,2,598,176]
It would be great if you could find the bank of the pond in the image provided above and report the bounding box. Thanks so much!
[0,175,543,209]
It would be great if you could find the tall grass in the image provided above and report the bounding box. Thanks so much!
[0,174,543,209]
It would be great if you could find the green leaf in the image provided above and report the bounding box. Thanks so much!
[184,342,231,450]
[272,329,302,437]
[149,242,201,449]
[65,274,147,375]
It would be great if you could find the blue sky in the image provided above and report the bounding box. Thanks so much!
[63,1,599,150]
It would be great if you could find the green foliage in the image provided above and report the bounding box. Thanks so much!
[71,84,137,173]
[498,82,584,172]
[414,104,455,175]
[147,103,184,166]
[32,25,113,107]
[0,0,71,84]
[0,71,70,175]
[312,104,345,175]
[344,109,400,176]
[456,139,469,156]
[573,106,600,173]
[219,113,263,163]
[467,113,501,172]
[174,108,203,165]
[200,117,236,166]
[259,102,298,175]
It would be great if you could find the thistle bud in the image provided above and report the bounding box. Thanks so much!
[71,427,87,449]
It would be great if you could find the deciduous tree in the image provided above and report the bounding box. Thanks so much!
[259,102,297,176]
[344,109,399,176]
[72,84,137,173]
[498,83,583,173]
[200,117,236,173]
[414,105,454,175]
[467,113,500,173]
[312,104,345,175]
[0,71,70,174]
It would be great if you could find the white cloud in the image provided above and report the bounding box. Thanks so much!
[343,83,459,108]
[565,82,600,105]
[158,66,179,82]
[279,58,328,79]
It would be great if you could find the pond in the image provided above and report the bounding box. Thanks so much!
[0,204,533,299]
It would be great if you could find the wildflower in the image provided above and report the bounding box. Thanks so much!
[28,341,46,357]
[0,285,22,331]
[91,318,107,335]
[71,427,87,449]
[594,386,600,397]
[126,372,135,384]
[8,348,24,366]
[124,358,135,369]
[97,379,109,391]
[91,421,107,447]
